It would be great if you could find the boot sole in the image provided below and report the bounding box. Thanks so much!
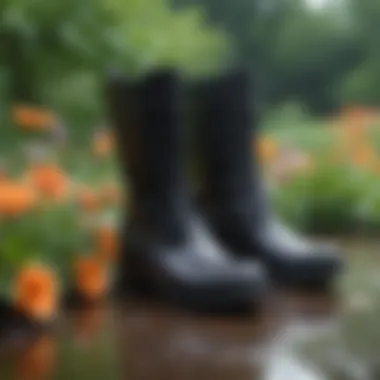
[269,263,341,292]
[115,267,264,315]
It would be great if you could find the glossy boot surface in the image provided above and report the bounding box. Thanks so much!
[106,70,266,313]
[194,71,343,289]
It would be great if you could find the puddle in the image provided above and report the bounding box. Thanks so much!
[0,240,378,380]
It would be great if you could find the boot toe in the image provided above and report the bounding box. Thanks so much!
[230,260,268,290]
[283,243,343,288]
[195,261,267,313]
[310,243,343,277]
[219,260,267,297]
[164,252,267,312]
[192,260,267,303]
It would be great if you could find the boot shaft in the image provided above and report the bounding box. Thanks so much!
[106,70,188,240]
[194,71,261,208]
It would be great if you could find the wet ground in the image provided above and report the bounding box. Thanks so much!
[0,239,379,380]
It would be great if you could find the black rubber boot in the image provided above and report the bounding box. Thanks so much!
[106,70,266,313]
[194,70,343,289]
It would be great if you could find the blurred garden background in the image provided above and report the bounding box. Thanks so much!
[1,0,380,320]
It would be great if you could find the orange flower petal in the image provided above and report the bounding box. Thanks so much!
[96,225,118,261]
[100,183,120,205]
[14,263,59,322]
[12,105,56,131]
[257,136,277,163]
[74,257,108,300]
[0,181,37,216]
[76,186,100,212]
[92,130,113,157]
[28,164,69,201]
[351,145,376,168]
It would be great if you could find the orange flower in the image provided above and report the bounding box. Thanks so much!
[14,263,59,322]
[340,124,367,147]
[271,149,314,183]
[74,257,108,301]
[96,225,118,261]
[257,136,277,163]
[351,145,376,168]
[0,168,7,183]
[76,186,100,212]
[92,130,113,157]
[340,106,375,124]
[12,105,56,131]
[0,181,37,217]
[100,182,120,205]
[28,164,69,201]
[16,334,57,380]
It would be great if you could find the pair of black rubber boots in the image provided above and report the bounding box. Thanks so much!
[107,70,342,313]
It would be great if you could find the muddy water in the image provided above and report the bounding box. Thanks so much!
[0,241,379,380]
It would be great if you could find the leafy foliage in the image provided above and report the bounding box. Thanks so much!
[171,0,379,113]
[0,0,228,130]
